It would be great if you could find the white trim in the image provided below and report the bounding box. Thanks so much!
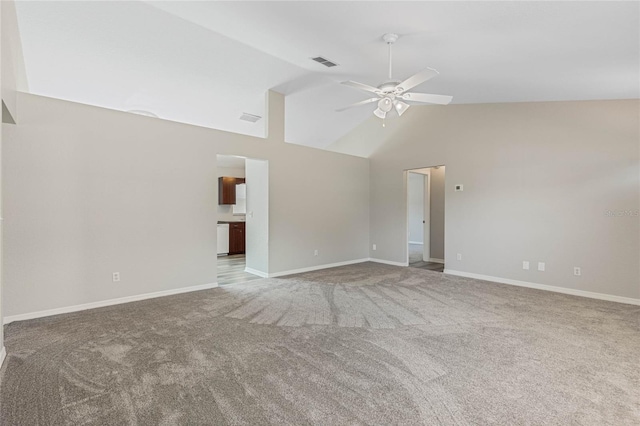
[443,269,640,306]
[370,258,409,267]
[408,241,423,245]
[0,347,6,367]
[4,282,219,324]
[268,258,370,278]
[429,258,445,264]
[244,267,268,278]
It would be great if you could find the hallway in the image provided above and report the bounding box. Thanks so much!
[408,243,444,272]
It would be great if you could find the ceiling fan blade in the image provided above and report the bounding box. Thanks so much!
[401,92,453,105]
[335,98,379,112]
[341,80,382,95]
[396,68,439,93]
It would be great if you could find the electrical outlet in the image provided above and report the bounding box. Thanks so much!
[314,249,318,256]
[538,262,545,272]
[112,272,120,282]
[522,261,530,270]
[456,253,462,261]
[574,267,581,276]
[373,244,377,251]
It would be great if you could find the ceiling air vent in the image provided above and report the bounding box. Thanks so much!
[239,113,261,123]
[311,56,338,68]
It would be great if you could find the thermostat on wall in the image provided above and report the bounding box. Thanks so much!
[455,184,464,192]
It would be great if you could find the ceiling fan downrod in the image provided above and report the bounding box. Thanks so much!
[383,33,399,80]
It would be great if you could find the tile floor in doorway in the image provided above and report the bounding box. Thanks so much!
[217,254,262,286]
[408,243,444,272]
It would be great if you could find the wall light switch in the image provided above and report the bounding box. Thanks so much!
[522,261,530,270]
[538,262,545,271]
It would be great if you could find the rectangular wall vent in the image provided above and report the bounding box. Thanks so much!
[311,56,338,67]
[239,113,261,123]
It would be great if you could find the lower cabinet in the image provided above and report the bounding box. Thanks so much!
[229,222,245,255]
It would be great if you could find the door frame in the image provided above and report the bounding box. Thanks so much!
[216,155,269,278]
[405,166,442,266]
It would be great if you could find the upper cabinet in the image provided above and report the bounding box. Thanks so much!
[218,177,245,205]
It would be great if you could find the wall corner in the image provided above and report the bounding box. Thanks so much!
[265,90,285,143]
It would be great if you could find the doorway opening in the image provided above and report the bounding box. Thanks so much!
[216,155,269,285]
[406,166,445,272]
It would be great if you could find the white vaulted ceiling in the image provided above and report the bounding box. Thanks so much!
[15,1,640,149]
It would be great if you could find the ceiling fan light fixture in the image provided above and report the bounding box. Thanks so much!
[378,97,393,112]
[373,108,386,119]
[394,100,410,116]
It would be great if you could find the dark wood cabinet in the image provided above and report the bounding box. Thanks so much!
[218,177,245,205]
[228,222,245,255]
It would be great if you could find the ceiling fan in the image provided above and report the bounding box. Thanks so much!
[337,33,452,119]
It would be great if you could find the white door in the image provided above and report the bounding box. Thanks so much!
[245,159,269,275]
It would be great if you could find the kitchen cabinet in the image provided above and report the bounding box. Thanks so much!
[228,222,245,255]
[218,177,245,205]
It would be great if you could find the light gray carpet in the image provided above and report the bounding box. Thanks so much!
[1,262,639,425]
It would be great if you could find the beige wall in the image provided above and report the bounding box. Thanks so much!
[407,172,424,244]
[0,2,3,356]
[2,91,370,318]
[0,0,23,361]
[429,167,445,260]
[337,99,639,300]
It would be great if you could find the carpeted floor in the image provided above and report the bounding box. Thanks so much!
[1,262,639,425]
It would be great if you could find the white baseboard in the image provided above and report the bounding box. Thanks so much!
[429,258,445,264]
[369,258,409,267]
[0,347,6,368]
[268,258,370,278]
[443,269,640,306]
[4,282,219,324]
[408,241,423,245]
[244,267,268,278]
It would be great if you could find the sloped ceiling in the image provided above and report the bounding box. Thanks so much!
[15,1,639,149]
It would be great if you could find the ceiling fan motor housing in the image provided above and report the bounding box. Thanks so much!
[382,33,399,44]
[378,81,401,93]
